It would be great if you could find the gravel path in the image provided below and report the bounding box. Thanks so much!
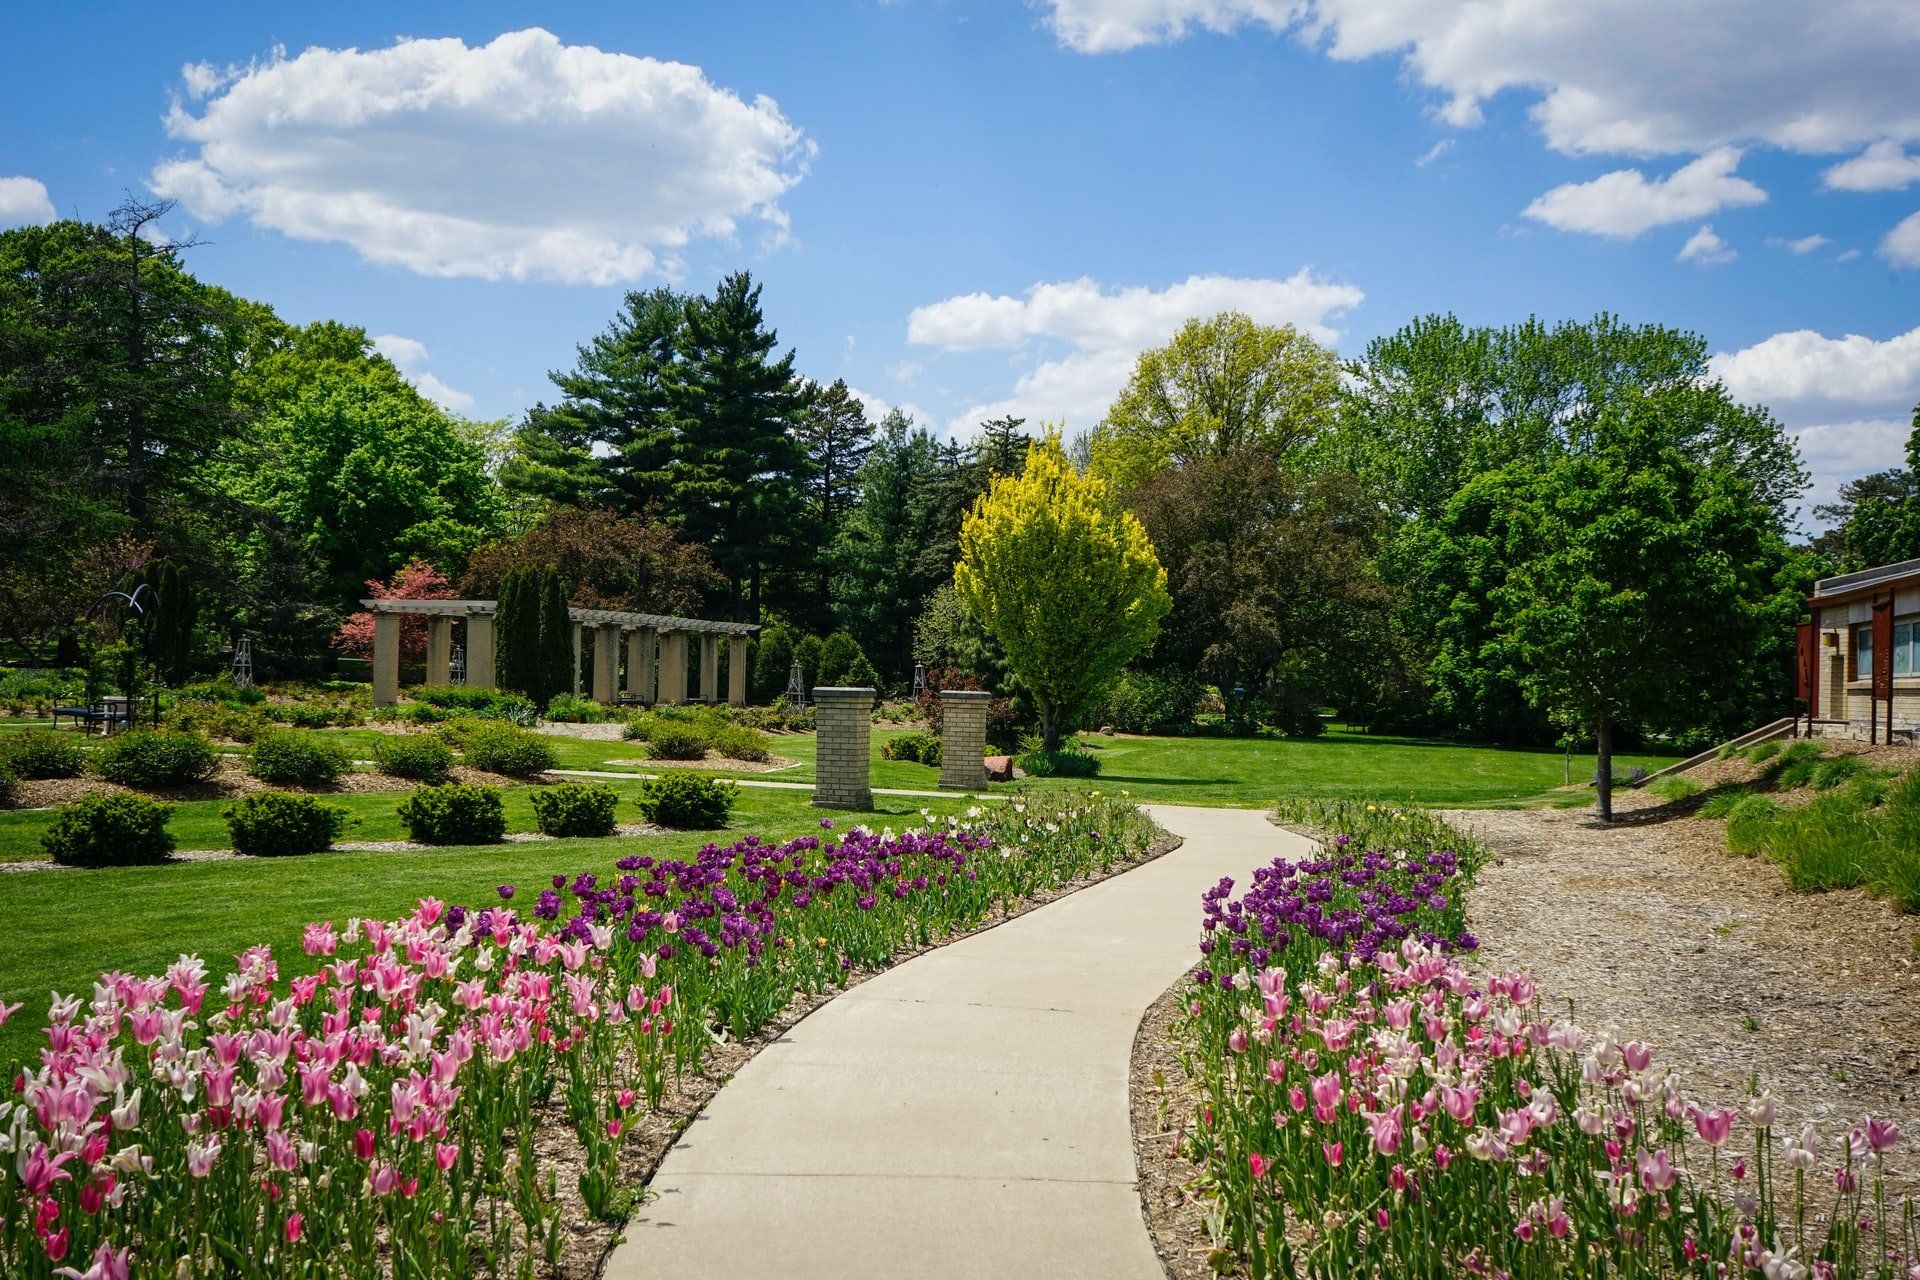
[1448,798,1920,1190]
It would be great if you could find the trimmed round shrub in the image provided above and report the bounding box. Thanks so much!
[248,728,351,785]
[643,724,711,761]
[397,783,507,845]
[374,733,455,784]
[165,700,266,743]
[224,792,349,856]
[634,771,737,829]
[454,721,556,778]
[1,730,89,779]
[1016,746,1101,778]
[409,685,538,725]
[881,729,942,766]
[92,729,219,788]
[529,782,619,837]
[709,723,771,763]
[43,791,174,867]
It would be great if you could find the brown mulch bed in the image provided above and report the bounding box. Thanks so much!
[1134,972,1243,1280]
[6,761,551,811]
[1449,789,1920,1198]
[544,823,1187,1279]
[595,754,801,774]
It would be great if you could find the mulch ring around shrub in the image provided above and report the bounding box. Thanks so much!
[4,761,554,810]
[600,754,800,773]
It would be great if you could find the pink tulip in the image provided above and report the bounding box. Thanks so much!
[1322,1141,1343,1168]
[53,1241,129,1280]
[1227,1027,1248,1054]
[285,1214,304,1244]
[1637,1148,1677,1193]
[1867,1118,1901,1152]
[436,1143,459,1171]
[1692,1105,1737,1147]
[1248,1153,1270,1179]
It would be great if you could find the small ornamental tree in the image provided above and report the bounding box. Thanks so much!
[333,559,455,664]
[954,432,1170,750]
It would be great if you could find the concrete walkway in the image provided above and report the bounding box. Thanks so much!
[605,805,1303,1280]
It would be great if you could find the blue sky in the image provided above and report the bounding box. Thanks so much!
[4,1,1918,523]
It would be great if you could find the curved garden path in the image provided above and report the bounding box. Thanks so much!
[605,805,1300,1280]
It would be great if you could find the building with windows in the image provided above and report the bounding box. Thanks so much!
[1799,557,1920,743]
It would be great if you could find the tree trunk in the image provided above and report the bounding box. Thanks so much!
[1040,699,1061,753]
[1595,715,1614,822]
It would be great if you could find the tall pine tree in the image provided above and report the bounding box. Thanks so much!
[793,378,876,611]
[669,272,806,620]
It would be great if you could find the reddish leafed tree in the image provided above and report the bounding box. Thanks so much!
[461,505,718,613]
[333,559,455,662]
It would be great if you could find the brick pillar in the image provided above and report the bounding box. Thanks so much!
[592,624,619,703]
[465,614,496,689]
[660,632,689,705]
[700,633,719,703]
[938,690,992,790]
[625,628,654,704]
[728,635,748,706]
[812,687,875,810]
[571,622,583,696]
[372,612,400,707]
[426,616,453,687]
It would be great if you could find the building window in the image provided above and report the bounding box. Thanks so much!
[1853,617,1920,680]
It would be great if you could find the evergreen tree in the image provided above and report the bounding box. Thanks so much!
[539,572,575,709]
[495,570,536,701]
[751,621,798,702]
[831,412,946,682]
[669,272,806,620]
[793,379,876,608]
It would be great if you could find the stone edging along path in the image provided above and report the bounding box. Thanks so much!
[603,805,1305,1280]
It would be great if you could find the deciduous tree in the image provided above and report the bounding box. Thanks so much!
[955,433,1169,750]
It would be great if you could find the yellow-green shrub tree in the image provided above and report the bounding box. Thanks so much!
[955,433,1170,750]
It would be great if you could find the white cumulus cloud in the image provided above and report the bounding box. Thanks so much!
[908,271,1363,432]
[150,29,810,285]
[1712,323,1920,525]
[1044,1,1920,159]
[0,176,55,227]
[1769,233,1831,255]
[1886,210,1920,268]
[1523,148,1765,238]
[372,334,475,412]
[1824,140,1920,192]
[1677,224,1734,265]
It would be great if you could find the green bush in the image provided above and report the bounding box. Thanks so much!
[166,700,267,742]
[410,685,538,725]
[1645,775,1702,802]
[1094,669,1203,735]
[374,733,455,783]
[247,728,351,785]
[43,791,174,867]
[529,782,619,837]
[397,783,507,844]
[634,771,737,828]
[0,762,15,808]
[882,729,943,766]
[710,722,771,762]
[0,667,85,714]
[452,720,556,777]
[2,730,90,779]
[1016,746,1102,778]
[1723,793,1783,855]
[93,729,219,787]
[1811,756,1873,790]
[1743,740,1783,763]
[643,724,711,761]
[224,791,349,856]
[542,693,606,724]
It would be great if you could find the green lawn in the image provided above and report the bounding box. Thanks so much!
[0,788,973,1067]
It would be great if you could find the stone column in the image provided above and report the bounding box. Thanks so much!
[465,614,496,689]
[425,616,454,687]
[571,622,583,697]
[699,633,719,703]
[659,632,689,705]
[592,624,620,703]
[728,635,748,706]
[372,612,401,707]
[625,628,654,704]
[812,687,875,810]
[938,690,992,790]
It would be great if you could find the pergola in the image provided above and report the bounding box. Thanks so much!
[357,598,758,708]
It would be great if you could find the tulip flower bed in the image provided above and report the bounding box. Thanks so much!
[1179,799,1918,1279]
[0,792,1157,1279]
